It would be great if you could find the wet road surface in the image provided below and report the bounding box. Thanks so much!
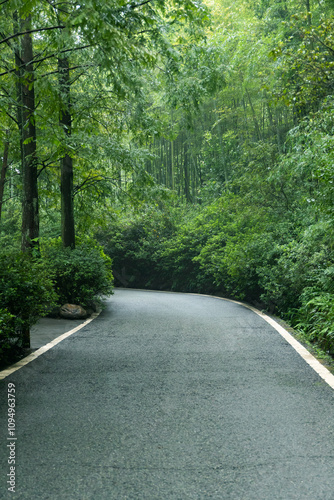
[0,289,333,499]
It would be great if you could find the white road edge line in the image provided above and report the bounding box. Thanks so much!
[192,292,334,390]
[249,306,334,390]
[120,288,334,390]
[2,289,334,390]
[118,288,334,389]
[0,313,100,381]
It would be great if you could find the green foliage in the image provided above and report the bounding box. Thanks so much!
[0,252,57,367]
[156,217,213,292]
[42,240,114,307]
[0,252,57,326]
[0,206,21,251]
[296,290,334,352]
[270,17,334,115]
[97,207,179,289]
[100,172,334,352]
[0,308,20,368]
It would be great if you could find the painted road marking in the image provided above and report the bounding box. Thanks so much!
[248,305,334,390]
[196,293,334,391]
[1,290,334,391]
[0,313,99,381]
[123,289,334,390]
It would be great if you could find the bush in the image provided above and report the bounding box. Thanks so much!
[0,308,20,367]
[0,253,57,367]
[43,240,114,307]
[157,224,215,293]
[97,207,180,290]
[295,289,334,352]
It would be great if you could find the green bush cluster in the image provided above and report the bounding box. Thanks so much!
[296,291,334,353]
[96,208,180,290]
[0,240,114,368]
[0,308,20,367]
[42,239,114,307]
[0,253,57,367]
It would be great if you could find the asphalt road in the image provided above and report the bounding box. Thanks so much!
[1,289,334,499]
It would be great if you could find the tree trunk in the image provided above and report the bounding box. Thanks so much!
[305,0,312,25]
[245,88,261,142]
[20,15,39,257]
[58,55,75,249]
[13,11,23,169]
[171,139,174,190]
[0,133,9,222]
[13,12,37,349]
[183,140,191,202]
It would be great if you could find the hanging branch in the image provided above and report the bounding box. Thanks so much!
[130,0,154,9]
[0,44,93,78]
[73,174,138,204]
[40,62,95,78]
[37,159,58,177]
[0,25,65,47]
[43,0,70,15]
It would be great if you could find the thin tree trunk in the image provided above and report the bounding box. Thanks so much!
[13,12,23,164]
[175,136,180,196]
[58,55,75,249]
[305,0,312,25]
[16,14,39,348]
[171,139,174,190]
[179,134,184,199]
[170,111,175,191]
[215,100,228,185]
[267,101,282,154]
[19,15,39,258]
[183,140,191,202]
[0,133,9,222]
[245,88,261,141]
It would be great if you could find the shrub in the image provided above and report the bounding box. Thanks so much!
[0,252,57,325]
[0,253,57,367]
[0,308,20,367]
[295,289,334,352]
[97,207,180,290]
[43,240,114,307]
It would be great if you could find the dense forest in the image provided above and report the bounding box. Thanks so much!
[1,0,334,366]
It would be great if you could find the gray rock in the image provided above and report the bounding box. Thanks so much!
[59,304,88,320]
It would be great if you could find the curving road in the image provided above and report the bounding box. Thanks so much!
[1,289,334,499]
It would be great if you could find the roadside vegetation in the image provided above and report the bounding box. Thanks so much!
[1,0,334,366]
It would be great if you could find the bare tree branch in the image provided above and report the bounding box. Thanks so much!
[130,0,154,9]
[43,0,70,15]
[0,44,93,78]
[0,25,65,47]
[74,174,126,196]
[40,63,95,78]
[313,34,334,57]
[34,44,93,65]
[5,111,18,125]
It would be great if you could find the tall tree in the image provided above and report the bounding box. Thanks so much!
[19,13,39,254]
[58,54,75,248]
[0,130,9,222]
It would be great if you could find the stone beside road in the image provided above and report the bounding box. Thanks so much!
[59,303,88,319]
